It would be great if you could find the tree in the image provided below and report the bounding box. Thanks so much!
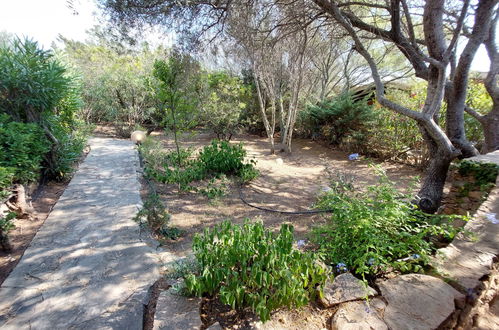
[310,0,498,212]
[202,72,247,141]
[61,34,164,136]
[153,50,201,167]
[98,0,498,212]
[464,11,499,153]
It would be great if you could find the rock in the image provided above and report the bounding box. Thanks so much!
[319,273,377,308]
[378,274,464,330]
[153,289,202,330]
[331,299,388,330]
[207,322,223,330]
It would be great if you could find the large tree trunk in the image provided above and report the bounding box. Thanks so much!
[417,125,454,213]
[482,105,499,152]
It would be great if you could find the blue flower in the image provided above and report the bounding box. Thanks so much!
[367,258,375,266]
[336,262,348,272]
[411,254,420,260]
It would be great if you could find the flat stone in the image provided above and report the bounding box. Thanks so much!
[207,322,223,330]
[153,289,202,330]
[331,299,388,330]
[0,138,160,329]
[466,150,499,166]
[378,274,464,330]
[319,273,377,307]
[433,176,499,290]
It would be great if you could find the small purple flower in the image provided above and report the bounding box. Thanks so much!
[336,262,348,272]
[367,258,375,266]
[297,240,306,248]
[411,254,420,260]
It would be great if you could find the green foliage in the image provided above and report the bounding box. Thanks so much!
[185,220,328,322]
[0,211,16,251]
[0,115,50,183]
[62,35,162,135]
[311,168,461,278]
[198,140,255,176]
[299,93,375,147]
[198,175,229,200]
[465,79,491,144]
[457,160,499,190]
[153,52,201,132]
[201,72,247,140]
[0,167,15,200]
[147,139,258,190]
[133,191,182,240]
[0,37,87,180]
[0,38,71,123]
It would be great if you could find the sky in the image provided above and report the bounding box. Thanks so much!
[0,0,493,72]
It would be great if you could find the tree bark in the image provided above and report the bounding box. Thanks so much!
[416,125,454,213]
[481,105,499,152]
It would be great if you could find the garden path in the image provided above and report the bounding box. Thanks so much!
[0,138,160,329]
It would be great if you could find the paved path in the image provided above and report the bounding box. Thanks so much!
[0,138,160,329]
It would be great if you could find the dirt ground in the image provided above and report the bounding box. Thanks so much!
[143,130,422,329]
[0,181,67,285]
[0,147,89,286]
[149,130,422,257]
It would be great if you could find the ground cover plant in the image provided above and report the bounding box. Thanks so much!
[184,220,328,322]
[311,167,462,280]
[142,138,258,195]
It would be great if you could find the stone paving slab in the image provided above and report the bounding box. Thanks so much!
[0,138,160,329]
[434,163,499,290]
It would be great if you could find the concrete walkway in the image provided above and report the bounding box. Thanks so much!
[0,138,160,329]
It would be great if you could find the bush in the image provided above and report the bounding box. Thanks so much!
[185,220,328,322]
[298,93,375,147]
[0,167,15,200]
[133,191,182,239]
[0,212,16,251]
[0,115,50,183]
[201,72,247,140]
[145,139,258,190]
[198,140,255,176]
[0,38,88,179]
[311,168,461,278]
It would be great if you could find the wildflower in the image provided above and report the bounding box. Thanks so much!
[367,258,375,266]
[297,240,306,248]
[336,262,348,272]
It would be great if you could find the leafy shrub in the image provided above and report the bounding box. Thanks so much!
[457,161,499,187]
[299,93,375,147]
[0,167,15,200]
[0,38,87,179]
[198,140,256,176]
[185,220,328,322]
[198,175,229,200]
[311,168,461,278]
[133,191,181,239]
[201,72,247,140]
[145,139,258,190]
[0,115,50,183]
[0,212,16,251]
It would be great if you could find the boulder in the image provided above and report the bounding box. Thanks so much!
[319,273,377,308]
[153,289,202,330]
[378,274,464,330]
[331,299,388,330]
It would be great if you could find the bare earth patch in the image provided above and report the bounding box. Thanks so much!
[149,131,421,258]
